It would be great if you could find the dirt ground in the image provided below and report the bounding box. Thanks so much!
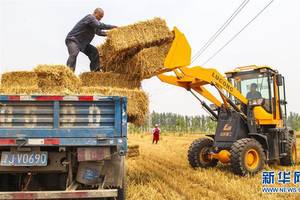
[126,133,300,200]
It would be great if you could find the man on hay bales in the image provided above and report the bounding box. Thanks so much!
[65,8,117,72]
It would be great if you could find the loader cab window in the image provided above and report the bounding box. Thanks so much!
[277,75,287,120]
[230,72,273,113]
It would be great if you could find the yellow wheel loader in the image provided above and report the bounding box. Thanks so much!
[157,27,297,176]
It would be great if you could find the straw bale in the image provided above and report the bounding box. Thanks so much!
[127,148,140,158]
[0,86,41,95]
[1,71,38,87]
[106,17,173,53]
[80,87,148,125]
[34,64,81,94]
[80,72,141,89]
[0,85,4,94]
[128,144,139,149]
[127,144,140,158]
[99,18,173,70]
[79,87,109,95]
[100,42,172,79]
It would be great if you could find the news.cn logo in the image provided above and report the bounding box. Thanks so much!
[262,171,300,193]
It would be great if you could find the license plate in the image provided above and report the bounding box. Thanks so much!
[0,152,48,166]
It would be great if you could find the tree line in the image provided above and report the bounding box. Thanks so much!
[129,111,216,133]
[287,112,300,131]
[129,111,300,133]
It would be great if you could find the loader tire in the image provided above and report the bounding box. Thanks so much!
[230,138,265,176]
[188,138,217,168]
[280,134,297,166]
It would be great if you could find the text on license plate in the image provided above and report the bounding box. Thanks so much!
[0,152,48,166]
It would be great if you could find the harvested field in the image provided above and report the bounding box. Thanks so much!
[98,18,173,79]
[79,72,141,89]
[80,87,148,125]
[34,64,82,94]
[126,134,300,200]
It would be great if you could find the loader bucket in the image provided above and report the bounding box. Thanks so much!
[164,27,192,69]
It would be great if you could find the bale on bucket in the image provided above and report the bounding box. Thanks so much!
[80,87,148,125]
[34,64,81,94]
[106,17,173,53]
[1,71,38,87]
[79,72,141,89]
[101,42,172,79]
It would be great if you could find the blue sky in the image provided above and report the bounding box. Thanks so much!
[1,0,300,115]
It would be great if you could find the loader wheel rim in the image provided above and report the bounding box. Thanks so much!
[245,149,259,170]
[199,148,210,163]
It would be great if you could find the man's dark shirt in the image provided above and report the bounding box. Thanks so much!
[66,14,114,51]
[246,91,262,99]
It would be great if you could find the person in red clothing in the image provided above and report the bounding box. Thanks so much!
[152,124,161,144]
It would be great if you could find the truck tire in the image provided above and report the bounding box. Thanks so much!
[280,134,297,166]
[187,138,218,168]
[117,187,125,200]
[117,172,126,200]
[230,138,265,176]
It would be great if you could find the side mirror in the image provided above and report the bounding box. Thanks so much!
[276,74,283,86]
[280,99,287,105]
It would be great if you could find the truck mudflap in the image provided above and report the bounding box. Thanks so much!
[0,189,118,199]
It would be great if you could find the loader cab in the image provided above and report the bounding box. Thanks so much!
[226,66,287,125]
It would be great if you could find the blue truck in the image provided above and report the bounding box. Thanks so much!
[0,95,127,199]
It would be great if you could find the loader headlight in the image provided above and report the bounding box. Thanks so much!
[249,98,264,106]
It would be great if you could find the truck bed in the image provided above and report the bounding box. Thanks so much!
[0,95,127,147]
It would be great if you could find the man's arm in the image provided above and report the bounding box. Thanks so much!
[99,22,117,30]
[88,16,117,30]
[96,29,107,36]
[257,92,262,98]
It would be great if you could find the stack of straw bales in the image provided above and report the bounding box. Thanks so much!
[0,65,149,126]
[98,18,173,79]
